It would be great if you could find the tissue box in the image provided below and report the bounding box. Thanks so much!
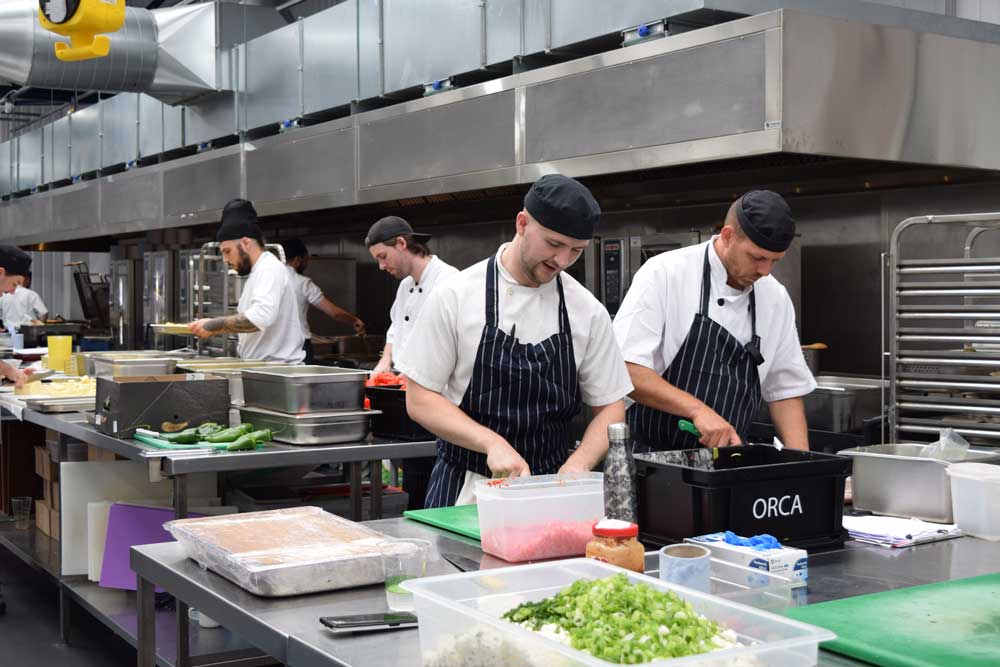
[94,374,230,438]
[686,532,808,588]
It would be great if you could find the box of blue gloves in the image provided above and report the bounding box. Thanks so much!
[685,531,808,587]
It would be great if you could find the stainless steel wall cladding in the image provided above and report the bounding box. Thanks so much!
[246,21,303,130]
[163,150,241,219]
[0,142,12,197]
[52,184,98,232]
[523,34,766,164]
[303,1,360,114]
[50,117,72,183]
[101,94,140,169]
[16,128,43,192]
[0,2,158,93]
[102,170,162,231]
[358,90,516,189]
[70,106,101,176]
[246,122,356,211]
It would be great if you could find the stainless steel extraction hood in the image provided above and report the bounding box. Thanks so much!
[3,7,1000,244]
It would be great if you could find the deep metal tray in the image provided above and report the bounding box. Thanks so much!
[238,406,379,445]
[242,366,368,414]
[840,443,1000,523]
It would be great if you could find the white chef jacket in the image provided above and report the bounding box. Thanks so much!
[237,251,305,363]
[386,255,459,363]
[396,243,634,408]
[287,266,325,339]
[613,238,815,404]
[0,286,48,330]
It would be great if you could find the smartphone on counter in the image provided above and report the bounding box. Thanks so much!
[320,612,418,633]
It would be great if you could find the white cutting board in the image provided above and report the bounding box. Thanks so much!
[60,461,216,576]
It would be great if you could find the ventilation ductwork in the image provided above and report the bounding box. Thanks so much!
[0,1,283,105]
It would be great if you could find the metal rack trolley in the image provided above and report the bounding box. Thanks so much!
[888,213,1000,446]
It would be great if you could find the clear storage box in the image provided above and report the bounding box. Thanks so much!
[475,473,603,562]
[946,462,1000,541]
[403,558,834,667]
[165,506,388,596]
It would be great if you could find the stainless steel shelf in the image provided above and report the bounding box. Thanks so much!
[0,521,60,578]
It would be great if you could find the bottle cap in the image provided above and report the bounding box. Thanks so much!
[607,422,629,441]
[593,517,638,538]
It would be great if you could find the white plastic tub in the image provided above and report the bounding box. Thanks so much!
[403,558,834,667]
[474,473,603,562]
[946,462,1000,541]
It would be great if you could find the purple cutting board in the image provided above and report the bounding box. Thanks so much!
[99,503,201,591]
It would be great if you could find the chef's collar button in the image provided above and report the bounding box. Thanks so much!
[409,288,414,293]
[419,288,423,293]
[404,316,410,321]
[717,298,725,306]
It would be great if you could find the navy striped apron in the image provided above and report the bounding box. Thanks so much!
[424,255,582,508]
[627,247,763,451]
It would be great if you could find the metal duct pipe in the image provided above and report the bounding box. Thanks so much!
[0,1,159,93]
[0,1,228,105]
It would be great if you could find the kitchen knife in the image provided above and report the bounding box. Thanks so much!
[440,552,480,573]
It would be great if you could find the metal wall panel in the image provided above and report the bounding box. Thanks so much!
[7,195,51,242]
[781,10,1000,170]
[384,0,483,91]
[51,116,71,182]
[42,124,53,185]
[358,0,382,99]
[359,90,515,188]
[102,93,140,168]
[52,184,98,232]
[163,152,241,217]
[70,106,101,175]
[16,128,44,191]
[101,169,162,229]
[546,1,671,51]
[247,124,355,206]
[138,94,164,157]
[184,93,237,147]
[524,34,767,163]
[246,21,302,130]
[0,141,11,196]
[486,0,523,64]
[303,1,359,113]
[164,101,184,151]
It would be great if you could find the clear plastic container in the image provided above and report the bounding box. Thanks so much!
[946,462,1000,541]
[402,558,834,667]
[474,473,603,562]
[644,553,794,613]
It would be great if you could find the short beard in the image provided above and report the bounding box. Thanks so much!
[236,247,253,276]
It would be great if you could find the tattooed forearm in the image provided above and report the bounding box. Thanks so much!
[203,314,260,334]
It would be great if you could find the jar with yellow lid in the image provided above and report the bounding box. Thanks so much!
[585,518,645,573]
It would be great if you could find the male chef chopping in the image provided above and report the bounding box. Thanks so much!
[0,246,35,387]
[397,174,633,507]
[614,190,814,451]
[366,216,458,373]
[188,199,305,363]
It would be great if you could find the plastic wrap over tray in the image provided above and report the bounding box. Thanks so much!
[164,506,387,596]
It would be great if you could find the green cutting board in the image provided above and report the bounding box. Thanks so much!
[786,573,1000,667]
[403,504,480,540]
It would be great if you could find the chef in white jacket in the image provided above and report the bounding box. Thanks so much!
[0,271,47,330]
[613,190,815,451]
[188,199,305,363]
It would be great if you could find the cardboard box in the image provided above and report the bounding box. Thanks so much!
[50,508,60,540]
[88,446,117,462]
[685,532,808,588]
[34,446,45,477]
[43,478,52,505]
[35,499,51,537]
[94,374,230,438]
[52,480,60,512]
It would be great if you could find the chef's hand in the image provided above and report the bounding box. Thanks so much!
[187,319,216,340]
[3,367,29,389]
[353,318,366,336]
[485,438,531,479]
[691,406,741,447]
[558,458,591,475]
[372,357,392,375]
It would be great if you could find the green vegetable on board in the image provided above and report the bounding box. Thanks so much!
[227,429,273,451]
[159,428,201,444]
[205,423,254,443]
[197,422,224,437]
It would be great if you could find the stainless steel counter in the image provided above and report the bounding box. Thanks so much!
[131,518,1000,667]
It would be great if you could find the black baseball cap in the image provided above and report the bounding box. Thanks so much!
[216,198,264,244]
[365,216,431,247]
[0,245,31,277]
[734,190,796,253]
[524,174,601,240]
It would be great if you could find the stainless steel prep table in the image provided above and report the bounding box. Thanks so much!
[132,518,1000,667]
[0,401,436,667]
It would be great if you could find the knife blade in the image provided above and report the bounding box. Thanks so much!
[440,552,481,573]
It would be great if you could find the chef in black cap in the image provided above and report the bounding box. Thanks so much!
[396,174,633,507]
[188,199,305,363]
[365,216,458,374]
[0,245,35,386]
[614,190,814,451]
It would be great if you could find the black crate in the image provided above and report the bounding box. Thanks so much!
[634,446,852,551]
[365,387,434,441]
